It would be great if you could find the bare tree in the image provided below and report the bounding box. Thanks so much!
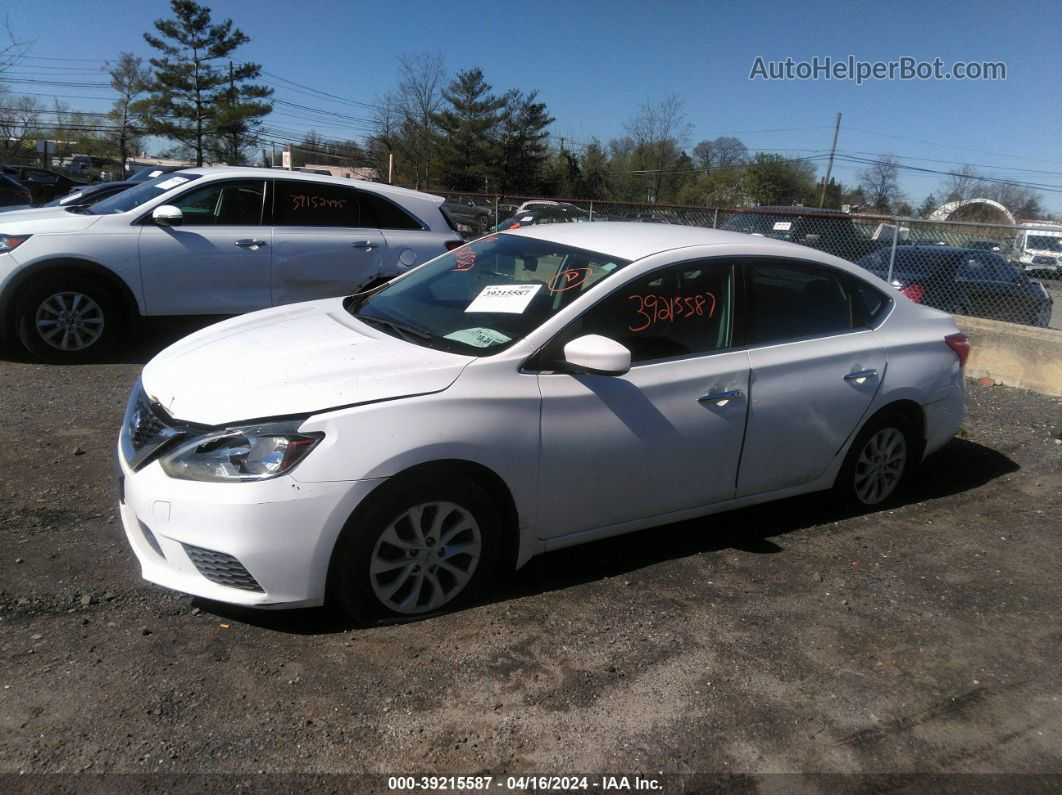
[940,164,980,203]
[624,94,692,202]
[104,52,149,173]
[858,154,903,213]
[692,136,748,171]
[0,93,43,161]
[394,52,446,190]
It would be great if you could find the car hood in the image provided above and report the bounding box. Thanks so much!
[141,298,474,426]
[0,206,103,233]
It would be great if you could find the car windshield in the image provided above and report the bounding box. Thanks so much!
[349,234,631,356]
[1026,235,1062,253]
[721,212,798,238]
[85,172,202,215]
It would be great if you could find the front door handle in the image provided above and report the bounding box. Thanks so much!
[234,239,266,248]
[698,389,744,406]
[843,368,879,384]
[352,240,379,250]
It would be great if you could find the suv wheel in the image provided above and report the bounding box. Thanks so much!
[14,275,122,362]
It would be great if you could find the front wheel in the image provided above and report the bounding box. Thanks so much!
[14,275,123,362]
[328,475,500,625]
[835,413,917,509]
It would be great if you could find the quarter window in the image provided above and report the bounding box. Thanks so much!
[358,190,422,230]
[746,261,857,344]
[170,180,265,226]
[546,261,734,364]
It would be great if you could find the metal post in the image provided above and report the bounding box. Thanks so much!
[886,215,900,283]
[494,194,499,227]
[712,209,718,229]
[387,153,394,184]
[589,199,594,221]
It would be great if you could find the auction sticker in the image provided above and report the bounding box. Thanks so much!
[465,284,540,314]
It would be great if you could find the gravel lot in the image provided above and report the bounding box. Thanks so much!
[1,322,1060,787]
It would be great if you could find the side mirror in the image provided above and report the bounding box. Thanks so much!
[152,205,183,227]
[563,334,631,376]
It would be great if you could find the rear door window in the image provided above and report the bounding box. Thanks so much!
[273,180,360,227]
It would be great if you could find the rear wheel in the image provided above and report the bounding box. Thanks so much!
[328,475,500,625]
[835,412,917,509]
[14,275,123,362]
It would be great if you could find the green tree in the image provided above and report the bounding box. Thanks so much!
[135,0,272,166]
[433,68,505,191]
[494,90,553,194]
[917,193,937,217]
[103,53,148,173]
[573,138,610,199]
[743,154,818,206]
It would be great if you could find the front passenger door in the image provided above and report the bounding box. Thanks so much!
[138,179,271,315]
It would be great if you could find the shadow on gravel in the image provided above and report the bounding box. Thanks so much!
[193,437,1017,635]
[0,316,225,365]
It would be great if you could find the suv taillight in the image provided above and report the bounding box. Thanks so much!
[945,333,970,367]
[900,283,925,303]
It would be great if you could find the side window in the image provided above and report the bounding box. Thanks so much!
[746,260,856,344]
[545,261,734,365]
[170,180,265,226]
[273,180,360,227]
[847,277,892,327]
[358,190,422,230]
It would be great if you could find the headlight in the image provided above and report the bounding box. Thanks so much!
[159,421,323,482]
[0,234,31,254]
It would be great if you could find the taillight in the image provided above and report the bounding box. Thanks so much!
[945,333,970,367]
[509,222,521,229]
[444,240,464,251]
[900,283,925,303]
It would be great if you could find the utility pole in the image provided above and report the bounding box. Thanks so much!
[818,112,842,207]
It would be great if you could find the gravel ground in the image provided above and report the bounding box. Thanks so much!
[1,323,1060,788]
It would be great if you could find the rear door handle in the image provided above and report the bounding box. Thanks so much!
[352,240,379,250]
[843,368,879,384]
[234,239,266,248]
[698,389,744,406]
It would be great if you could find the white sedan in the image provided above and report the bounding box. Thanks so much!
[117,224,967,623]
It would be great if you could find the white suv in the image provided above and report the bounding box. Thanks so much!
[0,167,461,361]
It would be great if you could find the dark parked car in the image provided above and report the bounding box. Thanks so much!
[0,165,88,205]
[0,174,32,209]
[855,246,1052,328]
[492,205,590,232]
[441,196,494,238]
[45,180,137,208]
[722,207,888,262]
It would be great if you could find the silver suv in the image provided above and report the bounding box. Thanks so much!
[0,167,461,361]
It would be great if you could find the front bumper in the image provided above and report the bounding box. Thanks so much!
[117,447,384,608]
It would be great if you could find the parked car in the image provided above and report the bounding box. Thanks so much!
[0,174,32,210]
[492,205,590,231]
[44,180,136,208]
[0,167,462,361]
[0,165,88,205]
[116,223,967,623]
[441,197,493,238]
[722,207,888,262]
[854,246,1052,327]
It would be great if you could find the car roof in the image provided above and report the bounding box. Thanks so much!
[173,166,444,205]
[500,221,826,261]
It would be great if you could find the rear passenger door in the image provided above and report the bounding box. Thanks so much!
[270,180,387,305]
[737,259,888,497]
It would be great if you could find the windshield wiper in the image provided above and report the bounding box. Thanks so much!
[356,314,433,344]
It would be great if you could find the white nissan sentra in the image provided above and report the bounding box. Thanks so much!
[117,224,967,623]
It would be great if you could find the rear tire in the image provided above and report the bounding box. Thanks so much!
[328,475,500,625]
[14,274,124,363]
[834,412,918,510]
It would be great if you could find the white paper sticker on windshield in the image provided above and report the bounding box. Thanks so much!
[772,221,792,231]
[465,284,540,314]
[444,327,512,348]
[155,176,189,191]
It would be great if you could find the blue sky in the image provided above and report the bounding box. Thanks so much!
[5,0,1061,211]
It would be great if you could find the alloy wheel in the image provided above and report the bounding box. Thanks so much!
[369,501,482,615]
[853,427,907,505]
[35,291,105,351]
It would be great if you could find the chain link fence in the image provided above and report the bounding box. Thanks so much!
[433,191,1059,331]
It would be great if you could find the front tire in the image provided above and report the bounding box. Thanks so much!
[328,475,500,625]
[835,412,917,510]
[14,275,123,363]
